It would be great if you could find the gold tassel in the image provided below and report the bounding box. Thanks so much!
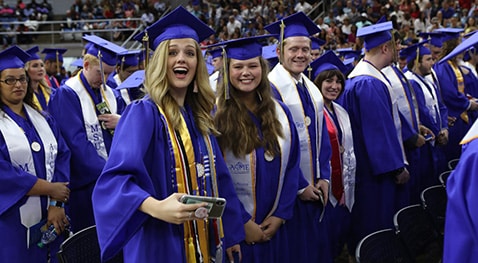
[187,237,197,263]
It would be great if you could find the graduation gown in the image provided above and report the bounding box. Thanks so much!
[268,63,332,263]
[223,101,301,262]
[443,121,478,262]
[92,98,245,262]
[342,60,408,251]
[48,72,124,232]
[0,105,70,263]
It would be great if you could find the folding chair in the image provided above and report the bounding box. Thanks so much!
[447,158,459,170]
[393,204,442,262]
[355,228,412,263]
[438,170,452,187]
[57,225,123,263]
[421,185,448,235]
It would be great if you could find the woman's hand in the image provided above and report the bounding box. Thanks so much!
[226,244,241,263]
[139,193,208,224]
[49,182,70,202]
[244,220,266,244]
[259,216,284,241]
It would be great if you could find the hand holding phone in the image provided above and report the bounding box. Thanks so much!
[179,195,227,219]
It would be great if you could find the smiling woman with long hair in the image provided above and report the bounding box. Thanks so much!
[92,7,245,263]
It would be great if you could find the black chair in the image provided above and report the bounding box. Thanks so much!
[355,228,412,263]
[421,185,448,235]
[447,158,459,170]
[439,170,452,187]
[57,225,123,263]
[393,204,442,262]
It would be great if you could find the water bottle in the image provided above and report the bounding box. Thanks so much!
[37,224,58,248]
[37,217,72,248]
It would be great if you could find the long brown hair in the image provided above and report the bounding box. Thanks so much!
[0,69,40,112]
[215,57,283,158]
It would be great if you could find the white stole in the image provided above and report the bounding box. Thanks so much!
[405,71,441,129]
[224,101,291,219]
[66,74,117,160]
[348,60,407,164]
[268,63,324,183]
[461,119,478,145]
[0,105,57,248]
[382,65,419,130]
[209,71,219,94]
[329,103,356,211]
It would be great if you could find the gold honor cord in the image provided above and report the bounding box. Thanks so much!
[280,20,285,64]
[142,30,149,69]
[448,60,469,123]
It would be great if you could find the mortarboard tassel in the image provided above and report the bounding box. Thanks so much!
[142,30,149,69]
[221,47,230,100]
[279,20,285,64]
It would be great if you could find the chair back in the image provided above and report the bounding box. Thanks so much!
[393,204,442,261]
[355,228,412,263]
[57,225,123,263]
[421,184,448,235]
[439,170,452,187]
[447,158,459,170]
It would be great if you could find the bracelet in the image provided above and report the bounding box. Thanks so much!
[49,200,65,208]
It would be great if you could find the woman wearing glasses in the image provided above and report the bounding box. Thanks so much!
[0,46,71,263]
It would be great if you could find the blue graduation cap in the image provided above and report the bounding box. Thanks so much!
[336,48,362,60]
[420,32,444,47]
[83,34,127,66]
[343,57,355,73]
[134,6,214,51]
[439,29,478,64]
[117,70,145,90]
[209,35,274,61]
[376,16,387,23]
[311,37,325,50]
[208,48,223,59]
[118,50,141,68]
[262,44,279,68]
[399,40,431,64]
[41,48,67,62]
[308,50,347,80]
[0,46,31,72]
[357,21,394,51]
[434,28,463,43]
[70,58,83,68]
[25,46,40,61]
[265,12,320,39]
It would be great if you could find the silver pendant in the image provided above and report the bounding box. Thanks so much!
[31,142,41,152]
[264,152,274,162]
[197,163,205,177]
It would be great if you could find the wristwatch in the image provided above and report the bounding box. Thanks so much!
[49,200,65,208]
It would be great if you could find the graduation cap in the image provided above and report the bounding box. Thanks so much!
[117,50,141,68]
[308,50,347,80]
[117,70,145,90]
[336,48,362,60]
[208,48,223,59]
[0,46,31,72]
[70,58,83,68]
[42,48,67,63]
[343,57,355,74]
[420,32,444,47]
[434,28,464,43]
[265,12,320,39]
[376,16,387,23]
[83,34,127,66]
[25,46,40,61]
[262,44,279,68]
[133,6,215,51]
[439,29,478,64]
[399,40,431,64]
[311,37,325,50]
[357,21,394,51]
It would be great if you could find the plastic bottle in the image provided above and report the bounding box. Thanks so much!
[37,218,72,248]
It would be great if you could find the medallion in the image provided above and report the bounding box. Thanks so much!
[31,141,41,152]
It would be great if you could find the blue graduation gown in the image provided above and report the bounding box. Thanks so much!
[433,63,475,162]
[92,99,245,262]
[226,102,301,262]
[271,83,333,263]
[443,137,478,262]
[0,107,70,263]
[48,72,125,231]
[342,75,408,251]
[106,72,118,89]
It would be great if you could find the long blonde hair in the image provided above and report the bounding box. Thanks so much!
[25,60,52,94]
[214,57,283,158]
[144,39,217,135]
